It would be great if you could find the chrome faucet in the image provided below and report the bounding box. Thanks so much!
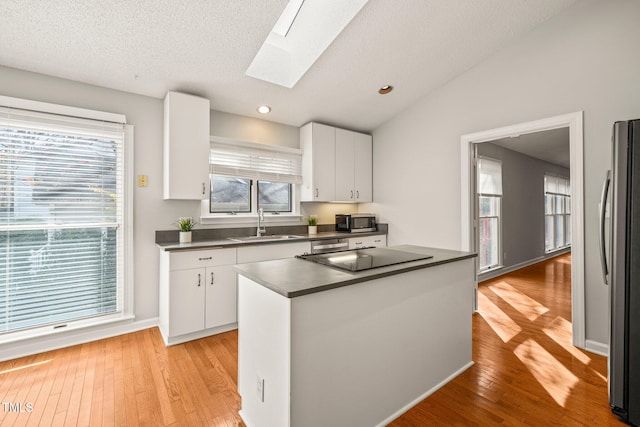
[257,208,266,237]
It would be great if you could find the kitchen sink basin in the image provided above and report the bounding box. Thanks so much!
[227,235,305,243]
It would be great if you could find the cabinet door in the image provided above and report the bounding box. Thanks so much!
[348,235,387,249]
[354,132,373,203]
[301,123,335,202]
[169,269,205,336]
[237,242,311,263]
[335,128,355,202]
[205,266,237,329]
[163,91,210,200]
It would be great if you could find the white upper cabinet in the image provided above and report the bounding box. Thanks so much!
[300,122,336,202]
[333,127,373,203]
[163,91,210,200]
[353,131,373,202]
[335,128,356,201]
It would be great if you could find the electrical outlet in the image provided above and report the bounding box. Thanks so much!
[256,375,264,402]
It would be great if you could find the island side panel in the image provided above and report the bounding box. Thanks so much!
[289,258,475,427]
[238,276,292,427]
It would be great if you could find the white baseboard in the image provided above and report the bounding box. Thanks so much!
[376,361,475,427]
[585,339,608,357]
[478,249,571,282]
[160,323,238,346]
[0,317,159,362]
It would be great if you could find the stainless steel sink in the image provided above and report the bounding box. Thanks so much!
[227,235,305,243]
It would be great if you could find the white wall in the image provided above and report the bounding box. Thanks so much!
[366,0,640,346]
[0,65,304,341]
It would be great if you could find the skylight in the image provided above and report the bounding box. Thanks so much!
[246,0,369,88]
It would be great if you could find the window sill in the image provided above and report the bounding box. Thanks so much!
[199,200,302,226]
[199,214,303,226]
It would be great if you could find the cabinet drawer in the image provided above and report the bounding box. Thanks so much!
[170,248,236,270]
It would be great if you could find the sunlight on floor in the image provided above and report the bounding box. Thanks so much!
[477,292,522,342]
[489,281,549,321]
[0,359,52,375]
[514,339,579,407]
[543,316,591,365]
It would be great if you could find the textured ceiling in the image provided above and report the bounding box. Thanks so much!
[0,0,579,133]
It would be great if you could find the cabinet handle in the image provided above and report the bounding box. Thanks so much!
[350,190,353,199]
[355,241,362,245]
[202,183,206,195]
[197,273,201,287]
[198,257,212,261]
[210,272,215,285]
[356,190,360,199]
[315,188,319,198]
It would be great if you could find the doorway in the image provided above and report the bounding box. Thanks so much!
[460,112,585,348]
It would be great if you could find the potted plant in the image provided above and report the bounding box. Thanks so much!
[176,217,196,243]
[307,215,318,235]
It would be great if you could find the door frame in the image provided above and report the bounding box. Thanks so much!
[460,111,585,348]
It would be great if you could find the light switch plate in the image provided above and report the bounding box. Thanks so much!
[137,175,148,187]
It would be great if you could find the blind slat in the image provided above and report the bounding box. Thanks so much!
[477,158,503,196]
[0,104,124,334]
[210,138,302,184]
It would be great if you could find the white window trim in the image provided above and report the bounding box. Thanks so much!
[0,95,134,343]
[544,173,571,254]
[201,136,303,226]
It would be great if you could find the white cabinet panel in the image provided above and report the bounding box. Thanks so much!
[354,132,373,203]
[205,265,237,329]
[169,268,206,336]
[301,123,335,202]
[170,247,236,270]
[237,242,310,263]
[160,247,237,343]
[348,235,387,249]
[163,91,210,200]
[301,122,372,203]
[335,128,355,201]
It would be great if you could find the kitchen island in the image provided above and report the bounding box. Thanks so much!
[234,245,476,427]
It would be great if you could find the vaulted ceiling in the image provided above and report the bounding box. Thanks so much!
[0,0,579,132]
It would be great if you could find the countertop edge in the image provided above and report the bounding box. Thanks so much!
[156,230,388,252]
[234,247,477,298]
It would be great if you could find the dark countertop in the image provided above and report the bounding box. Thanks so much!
[156,230,387,252]
[233,245,477,298]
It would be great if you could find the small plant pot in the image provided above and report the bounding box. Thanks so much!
[179,231,192,243]
[308,225,317,235]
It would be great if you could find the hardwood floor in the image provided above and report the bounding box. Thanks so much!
[392,252,623,426]
[0,329,243,427]
[0,253,625,426]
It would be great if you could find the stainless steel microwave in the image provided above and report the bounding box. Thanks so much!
[335,214,376,233]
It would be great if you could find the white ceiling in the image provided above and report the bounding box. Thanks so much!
[490,127,571,169]
[0,0,579,133]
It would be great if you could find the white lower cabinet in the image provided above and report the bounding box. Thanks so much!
[159,247,237,345]
[348,235,387,249]
[237,241,310,263]
[205,265,237,329]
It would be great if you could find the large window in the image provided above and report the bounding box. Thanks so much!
[477,157,503,272]
[0,99,129,337]
[545,174,571,252]
[208,138,301,216]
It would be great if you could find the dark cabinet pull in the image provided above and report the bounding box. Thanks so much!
[197,273,201,287]
[210,272,215,285]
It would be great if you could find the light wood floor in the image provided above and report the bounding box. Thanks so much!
[0,253,625,426]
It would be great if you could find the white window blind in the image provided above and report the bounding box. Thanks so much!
[0,105,125,334]
[477,157,503,196]
[210,137,303,184]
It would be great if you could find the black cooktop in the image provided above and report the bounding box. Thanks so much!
[297,247,433,272]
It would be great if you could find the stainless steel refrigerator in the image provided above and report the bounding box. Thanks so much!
[600,118,640,425]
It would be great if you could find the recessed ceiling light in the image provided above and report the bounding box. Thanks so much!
[378,85,393,95]
[257,105,271,114]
